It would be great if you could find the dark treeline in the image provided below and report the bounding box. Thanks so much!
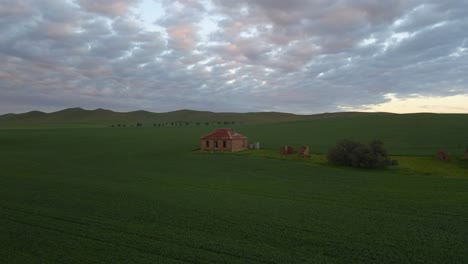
[111,121,238,127]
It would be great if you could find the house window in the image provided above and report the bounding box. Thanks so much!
[215,141,218,148]
[223,141,227,148]
[206,141,210,147]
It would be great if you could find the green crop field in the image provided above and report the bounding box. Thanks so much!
[1,114,468,263]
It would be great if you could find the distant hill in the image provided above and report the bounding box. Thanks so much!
[3,107,466,130]
[0,107,382,128]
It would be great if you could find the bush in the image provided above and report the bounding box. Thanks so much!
[327,139,392,169]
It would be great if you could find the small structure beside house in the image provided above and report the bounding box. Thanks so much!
[254,142,260,150]
[280,145,294,155]
[248,142,260,150]
[200,128,248,152]
[437,149,450,162]
[298,146,311,158]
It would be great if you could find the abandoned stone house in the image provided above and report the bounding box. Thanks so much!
[200,128,248,152]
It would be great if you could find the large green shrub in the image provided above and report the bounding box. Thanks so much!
[327,139,392,169]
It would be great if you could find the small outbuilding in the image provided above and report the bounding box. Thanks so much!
[200,128,248,152]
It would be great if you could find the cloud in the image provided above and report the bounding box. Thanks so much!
[166,25,200,50]
[0,0,467,114]
[76,0,141,17]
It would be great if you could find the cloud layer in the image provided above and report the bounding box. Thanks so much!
[1,0,467,113]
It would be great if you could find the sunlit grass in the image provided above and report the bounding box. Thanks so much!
[394,155,468,178]
[233,149,468,178]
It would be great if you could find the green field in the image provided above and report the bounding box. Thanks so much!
[1,115,468,263]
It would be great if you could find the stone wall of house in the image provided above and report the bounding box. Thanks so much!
[200,139,233,151]
[200,138,247,152]
[231,139,248,152]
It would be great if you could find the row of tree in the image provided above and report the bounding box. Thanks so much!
[111,121,238,127]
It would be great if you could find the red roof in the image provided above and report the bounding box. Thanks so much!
[201,128,248,140]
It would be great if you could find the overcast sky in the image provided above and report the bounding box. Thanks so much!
[1,0,467,114]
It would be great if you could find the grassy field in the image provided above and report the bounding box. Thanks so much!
[1,119,468,263]
[238,113,468,156]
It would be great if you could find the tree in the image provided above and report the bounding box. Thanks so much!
[327,139,393,169]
